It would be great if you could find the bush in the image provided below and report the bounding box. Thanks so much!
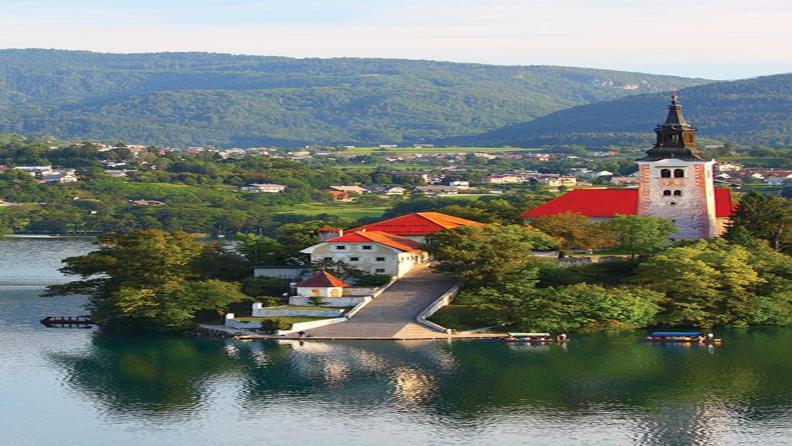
[258,318,292,333]
[354,274,392,287]
[241,276,288,298]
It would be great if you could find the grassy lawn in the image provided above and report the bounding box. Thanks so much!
[277,203,389,219]
[428,304,501,332]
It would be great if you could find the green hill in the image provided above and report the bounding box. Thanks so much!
[452,74,792,148]
[0,49,709,147]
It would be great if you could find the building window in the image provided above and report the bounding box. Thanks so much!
[673,190,682,196]
[663,190,672,196]
[376,257,385,262]
[362,245,373,250]
[350,257,359,262]
[660,169,671,178]
[335,245,346,250]
[670,202,677,206]
[674,169,685,178]
[375,268,386,273]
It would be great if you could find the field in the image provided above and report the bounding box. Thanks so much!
[277,203,390,219]
[338,146,541,155]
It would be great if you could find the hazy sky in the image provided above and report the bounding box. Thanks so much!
[1,0,790,79]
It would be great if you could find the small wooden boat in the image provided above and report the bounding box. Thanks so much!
[503,332,568,343]
[642,331,722,346]
[40,315,93,327]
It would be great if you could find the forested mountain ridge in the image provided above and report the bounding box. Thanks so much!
[452,73,792,148]
[0,49,709,147]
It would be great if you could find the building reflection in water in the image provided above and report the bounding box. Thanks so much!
[47,330,792,444]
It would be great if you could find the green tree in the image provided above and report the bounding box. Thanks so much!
[427,224,558,288]
[529,212,615,257]
[636,239,770,327]
[44,229,248,332]
[726,192,792,253]
[603,215,676,259]
[234,232,283,265]
[521,283,661,332]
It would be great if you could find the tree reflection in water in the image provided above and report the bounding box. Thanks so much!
[50,329,792,443]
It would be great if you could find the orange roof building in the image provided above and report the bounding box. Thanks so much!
[349,212,484,241]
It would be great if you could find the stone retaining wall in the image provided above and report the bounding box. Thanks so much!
[416,284,459,334]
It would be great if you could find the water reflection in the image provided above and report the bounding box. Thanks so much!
[47,329,792,445]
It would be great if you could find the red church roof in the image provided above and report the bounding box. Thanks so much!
[325,231,424,252]
[349,212,483,236]
[520,188,734,218]
[297,271,350,288]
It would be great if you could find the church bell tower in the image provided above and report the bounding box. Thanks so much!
[636,94,717,239]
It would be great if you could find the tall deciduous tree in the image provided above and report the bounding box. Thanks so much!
[426,224,557,288]
[636,239,775,327]
[726,192,792,253]
[44,229,248,331]
[529,212,615,257]
[603,215,676,259]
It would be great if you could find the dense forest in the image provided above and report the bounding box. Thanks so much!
[0,49,708,147]
[456,73,792,148]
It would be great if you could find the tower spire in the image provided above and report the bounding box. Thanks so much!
[639,93,704,161]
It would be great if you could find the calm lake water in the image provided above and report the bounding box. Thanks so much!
[2,238,792,445]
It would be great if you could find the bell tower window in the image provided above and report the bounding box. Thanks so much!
[673,190,682,196]
[660,169,671,178]
[663,190,672,196]
[674,169,685,178]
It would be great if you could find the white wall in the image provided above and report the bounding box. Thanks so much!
[636,159,717,239]
[288,296,366,307]
[307,242,427,277]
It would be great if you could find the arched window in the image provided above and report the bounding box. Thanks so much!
[663,190,672,196]
[674,169,685,178]
[660,169,671,178]
[673,190,682,196]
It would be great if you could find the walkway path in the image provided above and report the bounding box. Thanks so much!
[300,264,457,339]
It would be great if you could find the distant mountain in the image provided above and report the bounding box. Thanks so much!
[452,74,792,148]
[0,49,709,147]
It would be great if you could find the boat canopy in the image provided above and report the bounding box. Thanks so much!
[650,331,702,337]
[508,332,551,337]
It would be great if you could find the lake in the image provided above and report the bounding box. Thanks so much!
[1,237,792,445]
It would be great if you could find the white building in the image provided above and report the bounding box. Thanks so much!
[240,183,287,193]
[301,230,429,278]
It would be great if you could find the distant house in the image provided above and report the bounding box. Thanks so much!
[328,185,368,194]
[415,185,459,195]
[328,190,354,202]
[486,173,527,184]
[765,175,792,186]
[39,170,79,184]
[240,183,287,193]
[610,176,639,186]
[537,176,577,187]
[716,163,743,172]
[362,186,407,195]
[449,180,470,189]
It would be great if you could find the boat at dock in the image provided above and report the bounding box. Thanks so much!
[503,332,567,343]
[40,315,93,327]
[642,331,722,345]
